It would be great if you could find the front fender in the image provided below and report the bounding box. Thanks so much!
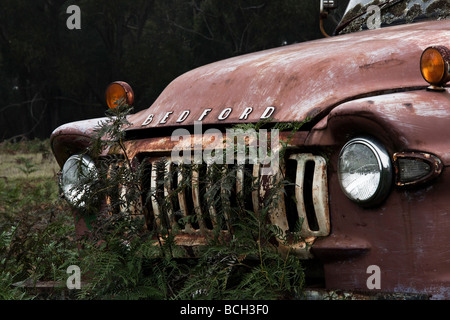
[307,88,450,164]
[305,88,450,298]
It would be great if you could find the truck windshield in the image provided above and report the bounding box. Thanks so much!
[335,0,450,35]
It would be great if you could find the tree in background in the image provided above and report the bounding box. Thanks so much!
[0,0,346,141]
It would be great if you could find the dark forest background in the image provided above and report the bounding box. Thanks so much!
[0,0,348,141]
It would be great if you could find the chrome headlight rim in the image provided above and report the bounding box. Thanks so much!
[60,153,98,209]
[338,136,393,206]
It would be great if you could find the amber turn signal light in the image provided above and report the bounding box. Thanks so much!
[105,81,135,109]
[420,46,450,91]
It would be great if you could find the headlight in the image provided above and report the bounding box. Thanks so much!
[60,154,98,208]
[338,137,392,206]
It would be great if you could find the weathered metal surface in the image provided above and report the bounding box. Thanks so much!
[50,11,450,299]
[313,167,450,299]
[50,20,450,166]
[51,21,450,165]
[306,88,450,163]
[305,88,450,299]
[136,150,330,259]
[122,131,308,161]
[125,20,449,131]
[289,154,330,237]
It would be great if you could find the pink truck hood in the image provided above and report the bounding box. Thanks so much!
[126,20,449,129]
[52,19,450,140]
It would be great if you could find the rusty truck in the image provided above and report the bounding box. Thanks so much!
[51,0,450,299]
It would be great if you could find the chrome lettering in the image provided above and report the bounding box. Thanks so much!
[141,106,276,126]
[239,107,253,120]
[160,111,173,124]
[218,107,232,120]
[260,106,275,119]
[176,110,190,123]
[141,114,154,126]
[198,108,212,121]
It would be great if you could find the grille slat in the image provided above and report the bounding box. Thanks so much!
[252,164,260,214]
[192,168,207,233]
[205,163,221,230]
[288,153,330,237]
[163,161,177,230]
[177,166,193,232]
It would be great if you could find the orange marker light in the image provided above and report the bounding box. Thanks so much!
[420,46,450,90]
[105,81,135,109]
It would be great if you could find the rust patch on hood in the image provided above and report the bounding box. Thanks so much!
[359,58,404,70]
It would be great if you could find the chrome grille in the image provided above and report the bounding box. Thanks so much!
[138,153,330,239]
[286,153,330,237]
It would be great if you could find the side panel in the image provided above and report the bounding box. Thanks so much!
[306,89,450,298]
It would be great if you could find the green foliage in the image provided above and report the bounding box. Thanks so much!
[0,175,76,299]
[0,136,77,299]
[0,104,313,300]
[67,101,308,300]
[74,222,163,299]
[174,208,306,300]
[16,156,37,177]
[0,269,28,300]
[88,100,133,161]
[0,138,50,155]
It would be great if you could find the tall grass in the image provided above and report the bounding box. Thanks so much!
[0,138,76,299]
